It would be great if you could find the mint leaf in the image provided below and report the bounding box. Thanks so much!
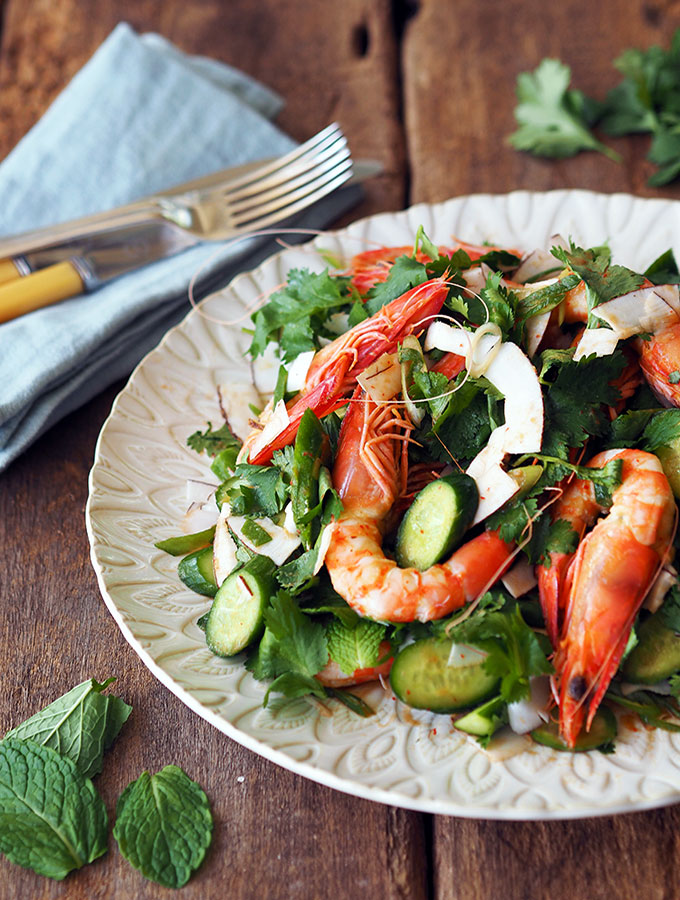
[114,765,212,889]
[326,619,386,675]
[509,59,618,160]
[0,738,108,880]
[6,678,131,780]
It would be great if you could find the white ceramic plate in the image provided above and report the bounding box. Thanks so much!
[87,190,680,820]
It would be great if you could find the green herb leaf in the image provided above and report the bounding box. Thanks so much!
[187,421,241,462]
[113,765,212,889]
[0,738,108,880]
[326,619,387,675]
[659,584,680,632]
[642,408,680,450]
[250,268,348,361]
[364,255,428,315]
[552,243,645,309]
[5,678,131,780]
[225,462,290,518]
[508,59,618,160]
[448,606,553,704]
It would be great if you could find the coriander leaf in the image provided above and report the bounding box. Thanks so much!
[552,243,644,308]
[541,350,627,455]
[647,126,680,186]
[535,519,579,566]
[6,678,131,780]
[250,268,347,361]
[249,593,328,702]
[187,421,241,464]
[607,407,656,447]
[413,225,439,261]
[225,462,290,518]
[113,765,212,889]
[0,738,108,880]
[448,607,552,704]
[645,248,680,285]
[364,255,428,315]
[509,59,618,160]
[659,583,680,632]
[642,408,680,451]
[326,619,387,675]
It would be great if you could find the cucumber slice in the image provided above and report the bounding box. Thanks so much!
[395,474,478,571]
[205,557,275,657]
[178,546,218,597]
[623,612,680,683]
[530,706,617,752]
[389,637,498,712]
[454,695,507,737]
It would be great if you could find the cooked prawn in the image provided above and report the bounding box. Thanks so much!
[324,392,513,623]
[246,276,449,464]
[550,449,675,747]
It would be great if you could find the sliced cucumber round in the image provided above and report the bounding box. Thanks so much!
[395,474,479,571]
[623,612,680,684]
[389,637,498,713]
[178,546,218,597]
[205,560,274,657]
[530,706,617,752]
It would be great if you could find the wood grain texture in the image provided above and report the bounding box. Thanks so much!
[0,387,427,900]
[402,0,680,203]
[0,0,404,218]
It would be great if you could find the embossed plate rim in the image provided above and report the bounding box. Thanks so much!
[87,189,680,819]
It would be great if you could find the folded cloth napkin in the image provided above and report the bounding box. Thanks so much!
[0,23,360,472]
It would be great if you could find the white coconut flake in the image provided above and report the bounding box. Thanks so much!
[247,399,290,460]
[482,729,532,762]
[228,515,301,565]
[593,286,680,338]
[514,248,560,283]
[525,310,552,357]
[357,351,402,403]
[447,643,489,668]
[501,556,538,598]
[251,340,282,396]
[462,263,492,294]
[643,566,678,613]
[483,342,544,453]
[285,350,316,393]
[313,522,336,575]
[213,507,238,587]
[573,327,620,361]
[507,676,551,734]
[219,382,264,442]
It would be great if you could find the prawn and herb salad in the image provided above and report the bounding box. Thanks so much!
[157,227,680,753]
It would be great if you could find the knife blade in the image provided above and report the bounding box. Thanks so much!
[0,158,381,323]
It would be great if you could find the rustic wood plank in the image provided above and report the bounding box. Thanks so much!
[403,3,680,897]
[0,0,404,218]
[0,1,424,896]
[403,0,680,203]
[0,387,428,899]
[433,809,680,900]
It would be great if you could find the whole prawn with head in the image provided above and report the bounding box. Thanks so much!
[539,449,675,748]
[324,391,513,624]
[245,276,450,464]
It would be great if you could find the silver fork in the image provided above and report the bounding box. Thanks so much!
[0,122,353,263]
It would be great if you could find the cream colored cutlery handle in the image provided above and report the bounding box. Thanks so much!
[0,258,23,286]
[0,261,84,323]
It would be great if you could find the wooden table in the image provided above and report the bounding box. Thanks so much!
[3,2,680,897]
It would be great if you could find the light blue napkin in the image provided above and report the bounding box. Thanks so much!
[0,23,359,472]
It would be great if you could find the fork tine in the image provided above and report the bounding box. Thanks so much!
[230,160,353,233]
[222,132,349,206]
[226,144,351,217]
[214,122,345,193]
